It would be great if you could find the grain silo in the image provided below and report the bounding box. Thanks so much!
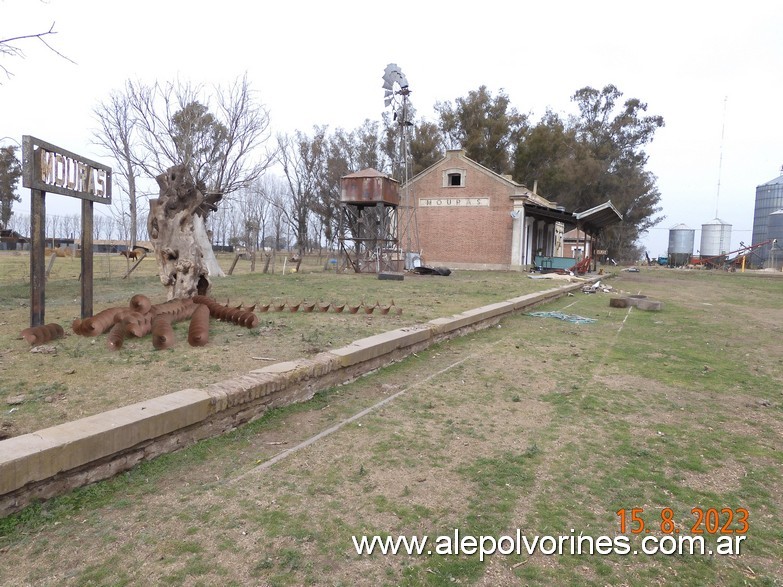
[763,209,783,269]
[667,223,695,266]
[700,218,732,262]
[751,170,783,267]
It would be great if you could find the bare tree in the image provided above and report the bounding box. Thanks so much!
[9,212,29,238]
[93,74,276,297]
[277,128,326,257]
[124,75,275,197]
[0,22,74,82]
[266,176,290,257]
[92,89,141,248]
[62,214,80,241]
[233,178,269,269]
[209,201,230,249]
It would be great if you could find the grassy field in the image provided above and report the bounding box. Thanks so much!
[0,250,563,437]
[1,266,782,586]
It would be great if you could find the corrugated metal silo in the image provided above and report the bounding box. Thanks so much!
[700,218,732,260]
[667,223,695,266]
[751,171,783,267]
[764,209,783,269]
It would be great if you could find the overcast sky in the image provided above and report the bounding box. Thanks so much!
[3,0,783,257]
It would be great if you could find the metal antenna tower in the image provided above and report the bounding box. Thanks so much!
[715,96,728,218]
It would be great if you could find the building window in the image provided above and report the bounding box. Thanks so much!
[442,168,466,187]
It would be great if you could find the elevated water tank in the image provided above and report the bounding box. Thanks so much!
[700,218,732,259]
[667,223,695,266]
[340,168,400,206]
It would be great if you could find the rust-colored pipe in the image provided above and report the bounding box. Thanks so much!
[71,318,84,335]
[210,304,229,320]
[174,300,197,322]
[152,298,196,323]
[151,315,175,350]
[226,307,246,322]
[129,294,152,314]
[106,322,125,351]
[20,323,64,345]
[188,303,210,347]
[238,311,259,328]
[236,305,258,328]
[120,311,150,337]
[80,307,126,336]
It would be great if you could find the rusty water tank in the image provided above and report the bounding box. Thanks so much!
[340,168,400,206]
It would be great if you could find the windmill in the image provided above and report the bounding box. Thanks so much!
[382,63,420,269]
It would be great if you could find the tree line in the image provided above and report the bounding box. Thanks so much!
[1,75,664,261]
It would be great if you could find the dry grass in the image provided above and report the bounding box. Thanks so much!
[0,251,556,437]
[1,267,781,586]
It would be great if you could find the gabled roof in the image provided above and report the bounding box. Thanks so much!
[342,168,395,180]
[407,149,623,233]
[407,149,553,206]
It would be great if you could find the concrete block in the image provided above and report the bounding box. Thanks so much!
[0,388,212,495]
[330,325,433,367]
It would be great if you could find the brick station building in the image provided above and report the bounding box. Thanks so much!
[404,149,621,270]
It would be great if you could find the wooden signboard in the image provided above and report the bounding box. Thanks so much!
[21,135,112,326]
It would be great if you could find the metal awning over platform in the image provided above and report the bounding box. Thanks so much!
[574,201,623,234]
[523,200,622,234]
[523,202,577,227]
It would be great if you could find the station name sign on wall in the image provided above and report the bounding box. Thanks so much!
[22,135,112,204]
[419,197,489,208]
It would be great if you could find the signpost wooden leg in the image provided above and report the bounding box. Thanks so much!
[30,189,46,327]
[81,199,94,319]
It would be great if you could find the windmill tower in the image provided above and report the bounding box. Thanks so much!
[382,63,420,269]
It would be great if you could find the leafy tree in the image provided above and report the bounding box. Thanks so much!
[513,84,664,260]
[435,86,527,175]
[315,127,352,250]
[352,119,387,172]
[170,101,228,190]
[409,120,444,176]
[0,145,22,229]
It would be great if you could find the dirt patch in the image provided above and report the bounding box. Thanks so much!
[1,269,782,586]
[0,263,556,437]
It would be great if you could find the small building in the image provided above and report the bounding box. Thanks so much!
[73,239,154,254]
[405,150,621,270]
[563,228,591,260]
[0,229,28,251]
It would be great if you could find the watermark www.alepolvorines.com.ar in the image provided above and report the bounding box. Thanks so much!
[352,529,746,562]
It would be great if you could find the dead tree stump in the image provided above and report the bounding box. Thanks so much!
[148,165,225,300]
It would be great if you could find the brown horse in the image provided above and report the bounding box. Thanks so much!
[119,250,140,261]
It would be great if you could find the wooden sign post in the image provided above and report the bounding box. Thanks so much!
[21,136,112,327]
